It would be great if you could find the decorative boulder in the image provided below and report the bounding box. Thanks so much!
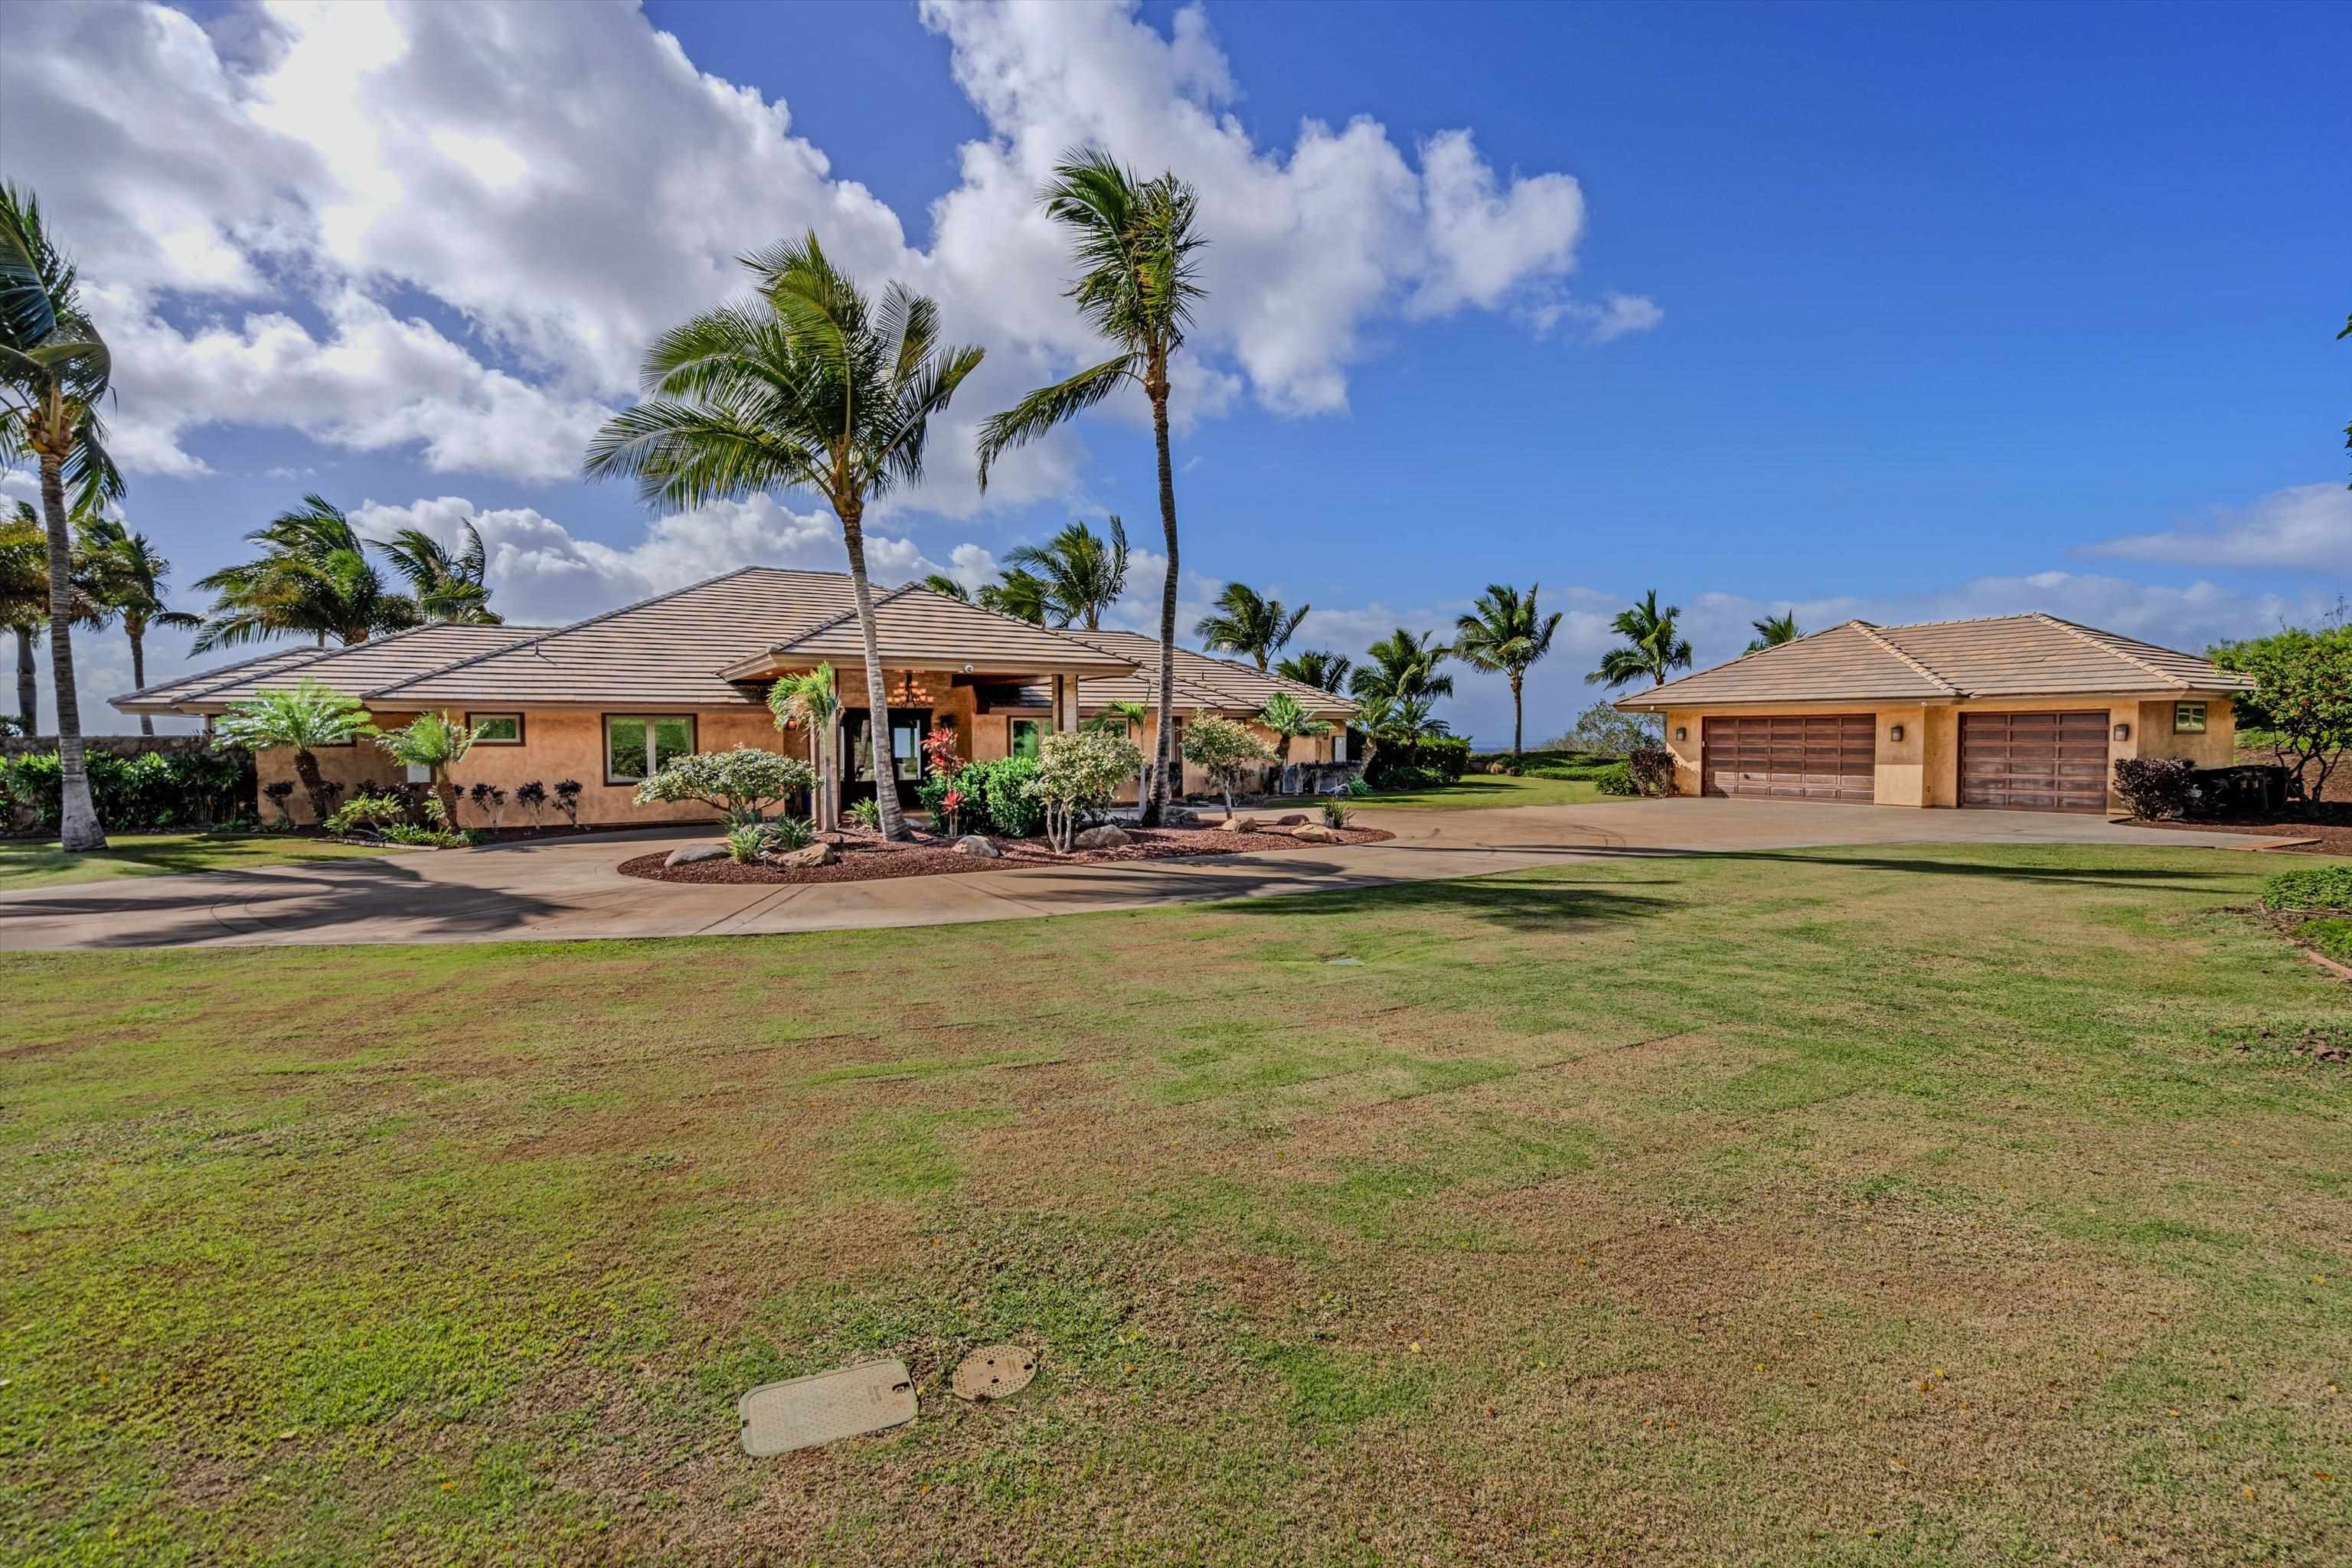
[666,843,728,867]
[1223,815,1263,834]
[1289,824,1341,843]
[954,835,1001,858]
[1073,825,1131,850]
[776,842,838,868]
[1272,813,1309,826]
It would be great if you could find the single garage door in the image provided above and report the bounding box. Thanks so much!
[1701,714,1875,802]
[1958,710,2110,812]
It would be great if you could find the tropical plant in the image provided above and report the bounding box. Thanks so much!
[374,710,480,828]
[2210,624,2352,803]
[1196,582,1308,671]
[2,500,101,731]
[1276,649,1351,694]
[766,815,815,851]
[263,779,298,827]
[1586,590,1694,689]
[1083,698,1152,805]
[976,149,1205,825]
[194,495,423,652]
[846,795,884,831]
[1350,628,1455,706]
[375,518,501,624]
[324,792,411,838]
[1452,583,1564,764]
[957,756,1044,838]
[1257,691,1333,789]
[587,232,983,842]
[1005,515,1129,629]
[725,822,772,864]
[554,779,583,828]
[515,779,547,829]
[769,662,841,831]
[467,780,508,829]
[922,573,970,600]
[631,748,812,829]
[1746,609,1800,653]
[976,567,1050,626]
[1181,715,1273,817]
[1024,728,1142,853]
[1321,799,1354,828]
[212,679,376,825]
[3,744,253,834]
[1,183,121,850]
[1353,691,1452,783]
[73,511,201,735]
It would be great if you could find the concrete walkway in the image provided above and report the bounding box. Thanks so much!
[0,799,2307,952]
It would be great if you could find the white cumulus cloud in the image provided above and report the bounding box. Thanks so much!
[2079,482,2352,572]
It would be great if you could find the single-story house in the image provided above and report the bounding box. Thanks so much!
[1612,612,2255,812]
[113,567,1357,826]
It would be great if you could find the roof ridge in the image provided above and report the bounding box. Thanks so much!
[366,566,771,699]
[1849,619,1962,694]
[1057,629,1254,709]
[2028,612,2190,690]
[113,643,314,704]
[764,578,923,657]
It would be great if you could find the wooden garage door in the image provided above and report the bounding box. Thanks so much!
[1958,711,2110,813]
[1701,714,1875,802]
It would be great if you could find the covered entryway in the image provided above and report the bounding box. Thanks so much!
[1958,710,2110,813]
[1701,714,1875,802]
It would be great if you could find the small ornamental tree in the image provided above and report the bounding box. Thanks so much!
[213,678,376,825]
[374,710,481,829]
[632,747,815,828]
[1024,729,1142,853]
[1181,715,1273,816]
[2210,626,2352,803]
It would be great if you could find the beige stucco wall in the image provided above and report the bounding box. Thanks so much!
[1661,692,2239,810]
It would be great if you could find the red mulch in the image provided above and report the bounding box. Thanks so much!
[2130,806,2352,856]
[618,823,1395,884]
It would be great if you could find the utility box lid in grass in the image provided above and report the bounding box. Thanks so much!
[738,1361,916,1456]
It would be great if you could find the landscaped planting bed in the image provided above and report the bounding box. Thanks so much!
[619,822,1393,884]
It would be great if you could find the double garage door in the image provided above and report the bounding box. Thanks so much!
[1702,710,2113,812]
[1958,710,2110,813]
[1701,714,1875,802]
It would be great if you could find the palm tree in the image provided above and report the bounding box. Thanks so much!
[1349,628,1455,704]
[213,678,377,825]
[1452,583,1564,764]
[1746,609,1799,653]
[1195,582,1308,671]
[1,184,121,850]
[376,519,501,625]
[1004,515,1129,629]
[1276,648,1351,694]
[1257,691,1333,787]
[374,711,479,828]
[1354,691,1449,780]
[589,232,982,841]
[976,568,1051,626]
[769,662,841,832]
[1085,697,1152,806]
[976,149,1206,826]
[194,495,422,651]
[922,573,970,601]
[2,504,56,730]
[1586,589,1693,689]
[75,512,201,735]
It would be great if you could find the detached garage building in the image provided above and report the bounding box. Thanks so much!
[1611,613,2254,813]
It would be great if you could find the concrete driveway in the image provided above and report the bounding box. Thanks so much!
[0,798,2306,951]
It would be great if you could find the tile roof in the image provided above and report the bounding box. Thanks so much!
[112,624,548,714]
[1065,630,1359,717]
[720,583,1139,679]
[1614,612,2256,710]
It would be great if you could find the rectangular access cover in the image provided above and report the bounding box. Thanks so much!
[737,1360,917,1457]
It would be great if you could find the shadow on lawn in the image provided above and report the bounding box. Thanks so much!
[1233,874,1679,933]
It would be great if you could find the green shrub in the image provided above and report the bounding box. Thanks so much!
[1594,760,1636,796]
[847,796,884,831]
[2265,864,2352,913]
[325,793,412,837]
[725,823,771,863]
[3,745,256,834]
[962,756,1043,837]
[1627,745,1677,797]
[2299,917,2352,965]
[1343,775,1371,799]
[2113,757,2196,820]
[1321,799,1354,828]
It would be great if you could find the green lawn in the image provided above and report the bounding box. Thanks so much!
[1361,771,1607,809]
[5,845,2349,1564]
[0,831,400,891]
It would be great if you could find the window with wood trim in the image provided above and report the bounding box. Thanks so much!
[604,714,695,784]
[469,713,524,744]
[2173,701,2207,735]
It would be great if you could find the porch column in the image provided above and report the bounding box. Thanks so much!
[1052,675,1076,733]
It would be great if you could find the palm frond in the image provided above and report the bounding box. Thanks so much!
[973,352,1136,491]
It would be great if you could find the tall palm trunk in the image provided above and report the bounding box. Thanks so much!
[1142,349,1179,825]
[127,618,153,737]
[1510,671,1523,762]
[13,626,33,733]
[292,746,328,825]
[38,450,103,850]
[838,499,905,840]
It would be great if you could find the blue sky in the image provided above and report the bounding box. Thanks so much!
[2,0,2344,743]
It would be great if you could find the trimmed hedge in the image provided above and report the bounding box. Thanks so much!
[1366,735,1471,790]
[3,746,256,835]
[923,757,1044,837]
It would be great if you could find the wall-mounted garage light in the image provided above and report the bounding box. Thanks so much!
[1674,726,1688,742]
[2113,722,2132,742]
[1887,724,1904,743]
